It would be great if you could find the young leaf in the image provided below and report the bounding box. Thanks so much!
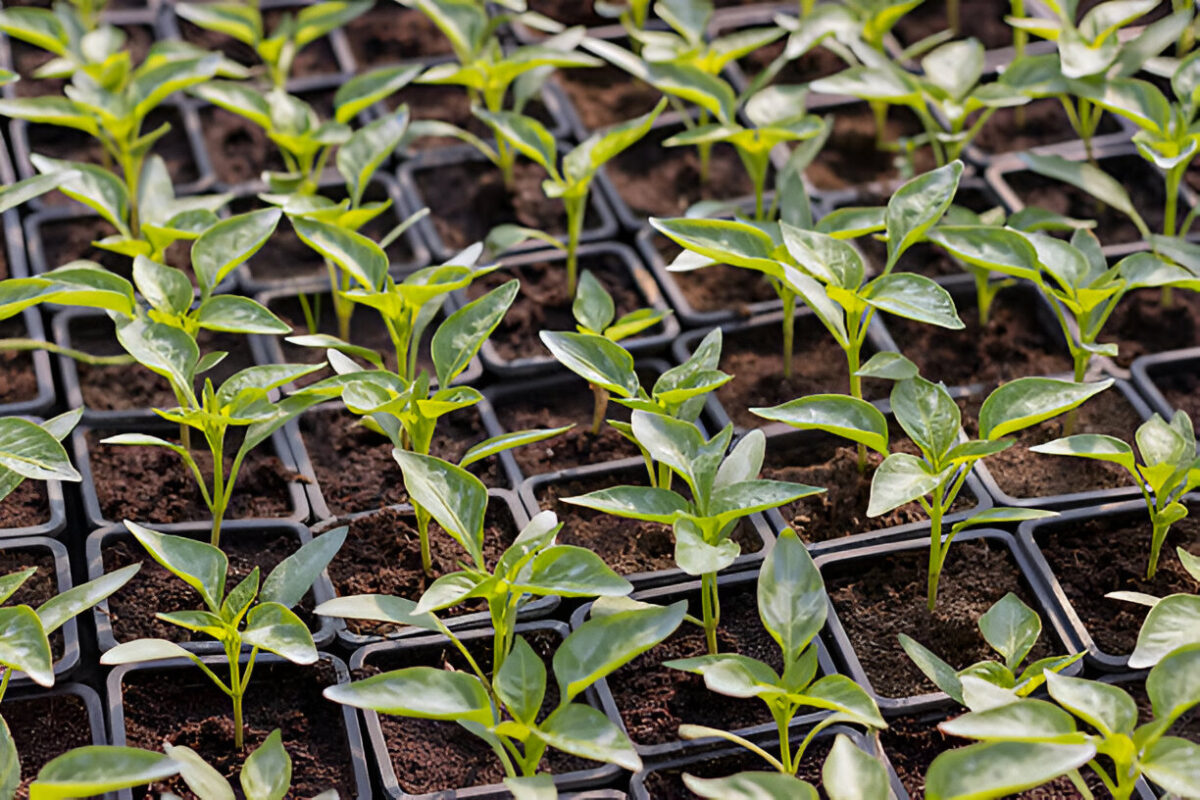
[978,378,1113,440]
[392,450,487,566]
[978,593,1042,672]
[323,666,494,725]
[682,772,819,800]
[924,741,1095,800]
[823,734,891,800]
[29,748,180,799]
[885,160,963,270]
[240,729,291,800]
[757,529,825,662]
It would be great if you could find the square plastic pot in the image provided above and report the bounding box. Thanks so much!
[350,619,622,799]
[1131,346,1200,421]
[87,518,337,656]
[71,419,310,530]
[2,536,80,689]
[0,424,68,540]
[106,651,372,799]
[309,488,559,652]
[0,308,55,418]
[0,682,108,777]
[815,528,1079,716]
[452,241,678,379]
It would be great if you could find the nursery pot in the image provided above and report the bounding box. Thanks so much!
[1131,346,1200,422]
[0,307,55,419]
[1,536,80,688]
[0,683,108,783]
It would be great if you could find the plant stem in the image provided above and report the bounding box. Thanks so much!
[209,432,226,548]
[0,338,135,365]
[846,343,867,474]
[590,385,609,435]
[0,668,10,704]
[1148,519,1171,580]
[1063,351,1089,436]
[776,714,793,774]
[927,488,945,611]
[565,193,586,296]
[871,100,888,150]
[701,572,719,655]
[229,646,245,749]
[416,503,433,576]
[948,0,960,33]
[1162,163,1185,308]
[781,291,796,380]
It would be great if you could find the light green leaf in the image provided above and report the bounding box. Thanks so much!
[323,666,494,725]
[1020,152,1148,239]
[0,605,53,686]
[36,563,139,635]
[242,602,318,665]
[978,378,1112,440]
[683,772,819,800]
[758,529,825,662]
[924,741,1095,800]
[126,521,227,612]
[392,451,487,566]
[823,734,891,800]
[30,748,180,799]
[240,729,291,800]
[886,161,963,270]
[538,331,640,399]
[191,208,282,294]
[867,452,945,516]
[1044,671,1136,738]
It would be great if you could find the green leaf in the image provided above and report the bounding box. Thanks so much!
[312,594,439,633]
[115,317,199,394]
[495,635,546,724]
[0,568,36,605]
[940,699,1083,743]
[758,529,825,662]
[979,593,1042,672]
[515,546,632,597]
[864,272,964,329]
[191,209,282,295]
[36,563,139,635]
[805,675,885,727]
[0,172,76,216]
[334,64,421,124]
[193,81,272,129]
[885,160,963,270]
[867,453,945,516]
[338,111,410,206]
[539,331,640,399]
[978,378,1113,440]
[561,485,689,523]
[392,451,487,566]
[0,417,81,484]
[683,772,818,800]
[242,602,318,664]
[1044,671,1136,738]
[927,225,1043,283]
[855,351,918,380]
[261,527,346,609]
[474,109,558,176]
[175,2,261,45]
[823,734,891,800]
[99,638,195,665]
[1142,736,1200,797]
[29,748,180,799]
[1129,594,1200,669]
[30,157,128,235]
[432,279,518,386]
[1147,644,1200,726]
[0,716,18,800]
[460,427,571,469]
[0,605,53,686]
[924,741,1095,800]
[195,295,291,335]
[125,521,227,612]
[649,217,780,274]
[673,518,741,575]
[164,743,233,800]
[503,775,556,800]
[1020,152,1149,239]
[573,270,615,334]
[535,702,641,772]
[323,666,494,725]
[949,507,1057,537]
[294,0,372,47]
[899,633,964,704]
[291,217,388,292]
[664,653,780,698]
[891,377,961,460]
[240,729,291,800]
[565,98,665,182]
[1028,434,1137,471]
[751,394,889,455]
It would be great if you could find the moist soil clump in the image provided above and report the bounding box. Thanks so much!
[641,738,832,799]
[0,317,37,406]
[1034,510,1200,656]
[972,99,1122,157]
[824,538,1061,698]
[805,105,934,191]
[120,660,356,798]
[0,481,51,530]
[343,5,454,65]
[1100,288,1200,368]
[554,62,664,132]
[6,692,93,798]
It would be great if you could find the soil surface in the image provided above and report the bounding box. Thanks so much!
[805,104,935,191]
[6,692,93,798]
[0,546,63,660]
[358,628,596,794]
[178,11,341,79]
[385,83,557,151]
[1100,288,1200,368]
[1034,509,1200,656]
[84,428,299,524]
[892,0,1015,50]
[733,31,847,89]
[0,481,51,530]
[101,531,322,643]
[532,469,763,577]
[641,737,832,799]
[0,317,38,407]
[465,250,656,362]
[297,406,500,517]
[599,582,785,746]
[120,660,356,797]
[343,4,453,65]
[320,501,519,637]
[824,538,1062,698]
[649,232,779,316]
[37,215,193,276]
[973,99,1122,158]
[1154,359,1200,426]
[554,60,664,132]
[198,90,335,186]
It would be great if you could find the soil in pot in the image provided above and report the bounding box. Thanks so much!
[553,60,664,133]
[1099,288,1200,369]
[84,428,299,524]
[1035,510,1200,656]
[120,659,356,797]
[604,583,784,747]
[640,737,832,800]
[1148,359,1200,425]
[0,317,37,406]
[1003,155,1167,247]
[5,692,93,798]
[892,0,1016,50]
[804,104,934,191]
[605,127,761,219]
[198,90,335,186]
[357,628,597,794]
[383,84,557,151]
[707,317,887,430]
[882,286,1071,390]
[734,36,846,89]
[414,160,598,253]
[0,481,51,530]
[648,232,779,315]
[297,406,501,517]
[959,388,1143,499]
[532,471,762,577]
[38,215,192,276]
[0,546,62,659]
[177,12,340,80]
[342,3,454,66]
[100,532,323,644]
[9,24,153,98]
[464,249,658,363]
[824,538,1064,699]
[321,501,518,637]
[972,99,1122,158]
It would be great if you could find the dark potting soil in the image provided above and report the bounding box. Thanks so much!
[297,406,501,517]
[385,83,556,151]
[640,738,832,800]
[85,429,299,524]
[533,471,763,577]
[1035,510,1200,656]
[1003,155,1168,247]
[1157,362,1200,427]
[882,287,1071,390]
[0,481,51,530]
[5,692,93,798]
[972,99,1122,158]
[0,317,37,406]
[605,583,785,746]
[464,250,657,362]
[763,428,974,543]
[553,61,664,133]
[38,215,192,276]
[101,533,322,643]
[120,660,356,798]
[962,388,1144,499]
[651,232,780,315]
[805,104,935,191]
[709,318,886,430]
[1100,288,1200,368]
[358,629,597,794]
[824,538,1062,698]
[892,0,1015,50]
[69,318,255,412]
[321,501,518,637]
[605,128,761,219]
[342,4,454,66]
[198,90,335,186]
[415,160,591,253]
[0,546,62,659]
[177,14,341,80]
[734,36,846,88]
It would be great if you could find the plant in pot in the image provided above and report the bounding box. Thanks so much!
[562,410,825,653]
[1111,546,1200,668]
[753,358,1111,609]
[100,521,346,750]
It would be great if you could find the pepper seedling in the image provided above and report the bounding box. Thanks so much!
[564,410,824,653]
[176,0,371,89]
[666,529,887,777]
[100,521,346,750]
[754,361,1110,609]
[1031,411,1200,580]
[901,592,1083,706]
[1109,546,1200,669]
[924,645,1200,799]
[0,409,82,510]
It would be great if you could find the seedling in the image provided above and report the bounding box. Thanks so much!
[666,529,886,776]
[29,729,338,800]
[477,100,666,293]
[900,592,1083,706]
[564,410,824,653]
[1110,547,1200,668]
[100,521,346,750]
[924,645,1200,800]
[0,409,82,509]
[754,362,1110,609]
[176,0,371,89]
[1032,411,1200,580]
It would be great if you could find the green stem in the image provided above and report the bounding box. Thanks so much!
[776,713,793,774]
[416,502,433,576]
[0,338,136,365]
[871,100,889,150]
[846,342,867,473]
[1148,519,1171,580]
[781,291,796,380]
[1063,351,1088,436]
[208,431,226,548]
[927,486,946,611]
[590,385,609,435]
[0,668,10,704]
[228,642,245,749]
[565,193,586,297]
[701,572,719,655]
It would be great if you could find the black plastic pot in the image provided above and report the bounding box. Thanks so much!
[815,528,1079,716]
[3,536,80,689]
[1018,499,1200,673]
[1131,346,1200,421]
[106,651,372,799]
[351,619,622,799]
[396,145,620,263]
[520,459,774,590]
[87,518,337,655]
[309,488,559,651]
[0,682,108,777]
[453,241,678,379]
[0,308,55,418]
[71,419,310,530]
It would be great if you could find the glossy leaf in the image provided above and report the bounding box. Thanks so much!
[535,702,641,771]
[885,161,963,270]
[823,734,891,800]
[323,666,493,725]
[242,603,317,664]
[751,395,888,454]
[867,453,945,516]
[539,331,640,398]
[682,772,818,800]
[126,521,227,612]
[292,217,388,292]
[1020,152,1148,239]
[979,378,1112,440]
[392,451,487,565]
[924,741,1095,800]
[1044,671,1136,738]
[29,748,180,799]
[758,529,825,662]
[240,729,291,800]
[0,605,53,686]
[978,593,1041,672]
[432,279,518,386]
[36,562,139,635]
[1128,594,1200,669]
[261,527,346,609]
[191,209,282,295]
